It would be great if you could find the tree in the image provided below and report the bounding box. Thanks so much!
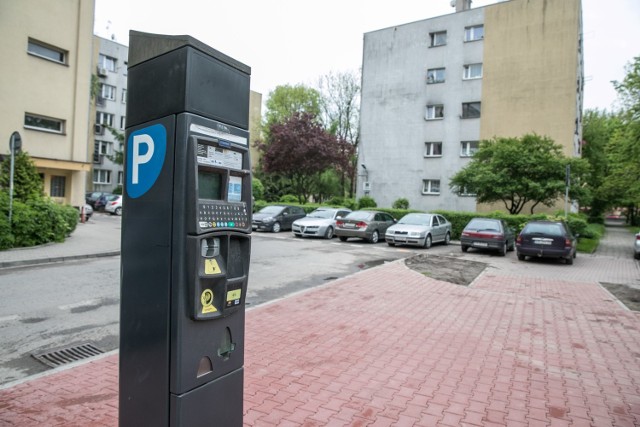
[263,84,321,133]
[0,151,44,202]
[317,70,361,197]
[449,134,590,214]
[256,112,353,203]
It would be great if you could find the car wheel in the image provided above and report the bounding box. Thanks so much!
[566,256,574,265]
[324,226,334,239]
[461,245,469,253]
[499,241,507,256]
[271,222,281,233]
[115,207,122,216]
[635,253,640,260]
[369,230,379,244]
[339,236,348,242]
[444,232,451,246]
[423,234,432,249]
[517,253,525,261]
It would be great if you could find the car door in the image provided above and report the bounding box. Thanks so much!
[380,213,395,233]
[280,207,291,229]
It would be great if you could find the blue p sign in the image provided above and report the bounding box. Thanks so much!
[127,124,167,199]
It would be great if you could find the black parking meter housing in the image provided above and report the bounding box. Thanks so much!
[120,31,251,427]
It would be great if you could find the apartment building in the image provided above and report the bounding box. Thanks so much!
[91,36,129,193]
[0,0,95,208]
[358,0,584,212]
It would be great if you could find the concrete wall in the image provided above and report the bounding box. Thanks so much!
[0,0,95,207]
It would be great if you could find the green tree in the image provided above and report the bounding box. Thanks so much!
[449,134,590,214]
[263,84,321,133]
[0,151,44,202]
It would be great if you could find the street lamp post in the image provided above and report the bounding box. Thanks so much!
[8,131,22,227]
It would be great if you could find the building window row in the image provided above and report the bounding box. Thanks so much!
[27,38,67,65]
[93,169,112,184]
[429,24,484,47]
[421,180,477,197]
[425,102,481,120]
[98,54,117,72]
[424,141,479,157]
[427,63,483,84]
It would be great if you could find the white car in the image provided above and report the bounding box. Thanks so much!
[104,195,123,216]
[292,208,351,239]
[385,213,451,248]
[634,232,640,260]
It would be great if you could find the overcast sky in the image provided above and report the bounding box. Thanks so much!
[94,0,640,111]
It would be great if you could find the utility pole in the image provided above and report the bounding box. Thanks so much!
[8,131,22,227]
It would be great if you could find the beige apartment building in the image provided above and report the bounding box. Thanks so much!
[0,0,95,208]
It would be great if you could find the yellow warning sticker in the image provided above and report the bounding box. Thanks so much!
[204,259,222,275]
[227,289,242,301]
[200,289,217,314]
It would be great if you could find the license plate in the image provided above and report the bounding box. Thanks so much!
[473,242,488,247]
[344,223,355,228]
[395,238,406,242]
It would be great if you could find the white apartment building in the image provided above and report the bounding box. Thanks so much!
[358,0,583,213]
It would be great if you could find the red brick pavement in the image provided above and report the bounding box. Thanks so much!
[1,260,639,426]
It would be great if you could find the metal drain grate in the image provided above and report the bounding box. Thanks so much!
[32,343,104,368]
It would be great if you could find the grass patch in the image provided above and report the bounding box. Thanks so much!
[577,223,605,254]
[577,238,598,253]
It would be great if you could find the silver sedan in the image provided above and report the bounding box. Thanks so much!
[385,213,451,248]
[292,208,352,239]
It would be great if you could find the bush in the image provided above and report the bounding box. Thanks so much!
[392,198,410,209]
[112,185,123,195]
[357,196,377,209]
[279,194,299,204]
[252,178,264,201]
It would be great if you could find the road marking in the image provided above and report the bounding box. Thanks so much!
[0,315,19,323]
[58,299,101,311]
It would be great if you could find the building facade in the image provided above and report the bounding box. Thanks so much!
[358,0,583,212]
[0,0,95,208]
[91,36,129,193]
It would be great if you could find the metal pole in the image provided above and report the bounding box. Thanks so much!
[564,164,570,218]
[8,132,21,228]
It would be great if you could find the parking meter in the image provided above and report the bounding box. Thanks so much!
[119,32,251,427]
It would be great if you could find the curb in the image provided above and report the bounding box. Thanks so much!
[0,250,121,270]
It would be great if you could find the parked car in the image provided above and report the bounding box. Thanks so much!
[104,195,123,216]
[385,213,451,248]
[635,232,640,260]
[335,210,396,244]
[252,205,306,233]
[460,218,515,256]
[515,220,577,264]
[85,191,110,209]
[93,193,114,211]
[292,208,351,239]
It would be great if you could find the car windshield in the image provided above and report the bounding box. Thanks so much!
[258,206,283,214]
[398,214,431,225]
[308,210,335,219]
[524,223,564,236]
[346,211,373,221]
[466,219,500,231]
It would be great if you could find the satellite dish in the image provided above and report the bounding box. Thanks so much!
[450,0,456,7]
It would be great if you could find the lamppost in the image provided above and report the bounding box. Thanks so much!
[8,131,22,227]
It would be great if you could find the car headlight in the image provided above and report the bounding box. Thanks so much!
[263,217,274,223]
[409,232,423,238]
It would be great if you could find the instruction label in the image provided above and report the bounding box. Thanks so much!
[201,289,217,314]
[204,259,222,275]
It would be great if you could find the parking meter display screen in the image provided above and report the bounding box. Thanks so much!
[198,170,222,200]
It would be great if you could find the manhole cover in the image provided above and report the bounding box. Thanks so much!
[32,343,104,368]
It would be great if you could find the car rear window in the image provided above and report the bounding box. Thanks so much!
[465,219,500,231]
[523,223,564,236]
[347,211,373,220]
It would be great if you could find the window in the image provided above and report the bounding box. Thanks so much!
[422,179,441,195]
[118,171,124,185]
[424,142,443,157]
[454,186,476,196]
[120,116,126,130]
[93,169,112,184]
[462,102,481,119]
[98,54,116,72]
[50,176,66,197]
[460,141,479,157]
[425,104,444,120]
[429,31,447,47]
[100,84,116,100]
[24,113,65,134]
[463,63,483,80]
[122,89,127,103]
[427,68,445,84]
[464,25,484,42]
[96,112,114,127]
[27,38,66,64]
[95,140,111,156]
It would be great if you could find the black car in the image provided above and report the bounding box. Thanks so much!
[85,191,110,209]
[93,193,114,211]
[252,205,306,233]
[460,218,515,256]
[516,220,577,265]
